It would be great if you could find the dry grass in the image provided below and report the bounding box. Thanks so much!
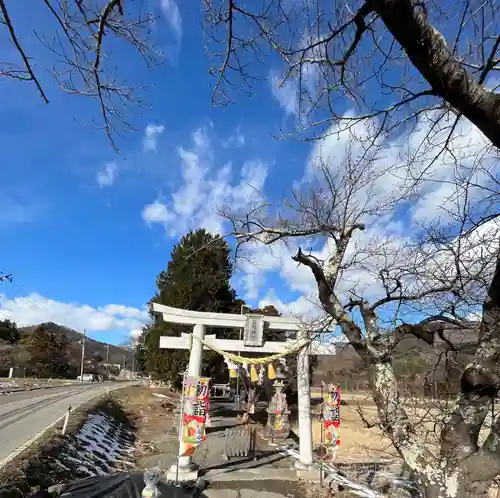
[110,387,179,436]
[303,392,399,462]
[110,386,181,467]
[301,392,500,498]
[294,391,477,463]
[296,391,497,464]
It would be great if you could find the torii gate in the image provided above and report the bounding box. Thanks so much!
[153,303,336,480]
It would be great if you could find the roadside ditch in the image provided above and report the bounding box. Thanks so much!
[0,386,179,497]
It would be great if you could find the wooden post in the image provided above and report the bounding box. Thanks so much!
[62,406,72,435]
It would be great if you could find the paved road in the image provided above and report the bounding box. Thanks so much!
[0,382,130,465]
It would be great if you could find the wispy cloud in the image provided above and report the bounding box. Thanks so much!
[0,198,42,226]
[269,70,298,116]
[161,0,182,42]
[96,162,118,188]
[222,126,246,148]
[142,125,268,240]
[143,123,165,152]
[142,200,172,225]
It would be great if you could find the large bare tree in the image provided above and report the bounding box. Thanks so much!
[218,132,499,497]
[203,0,500,149]
[0,0,159,151]
[203,2,500,495]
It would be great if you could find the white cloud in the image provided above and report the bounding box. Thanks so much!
[161,0,182,42]
[233,110,498,313]
[0,293,149,340]
[129,328,144,341]
[234,239,317,301]
[0,199,39,225]
[302,109,497,227]
[143,123,165,152]
[96,162,118,188]
[222,127,246,148]
[259,289,321,320]
[141,111,497,322]
[142,201,172,225]
[236,134,245,147]
[142,126,268,241]
[269,70,298,116]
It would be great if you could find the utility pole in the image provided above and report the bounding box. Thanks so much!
[105,344,109,362]
[80,329,86,384]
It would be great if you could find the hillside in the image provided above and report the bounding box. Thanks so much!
[312,321,480,394]
[18,322,134,366]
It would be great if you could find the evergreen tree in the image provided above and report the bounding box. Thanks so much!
[25,324,71,378]
[0,319,20,345]
[139,228,317,389]
[141,229,240,386]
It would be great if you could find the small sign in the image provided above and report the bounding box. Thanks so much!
[244,315,264,347]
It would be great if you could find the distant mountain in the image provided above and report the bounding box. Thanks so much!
[312,321,480,393]
[17,322,134,367]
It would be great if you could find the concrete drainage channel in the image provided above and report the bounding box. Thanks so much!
[0,397,137,497]
[53,412,136,475]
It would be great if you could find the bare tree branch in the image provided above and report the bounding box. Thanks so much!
[372,0,500,149]
[204,0,500,156]
[0,0,49,103]
[0,0,160,151]
[217,138,500,495]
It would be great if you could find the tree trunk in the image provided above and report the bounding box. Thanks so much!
[292,230,500,496]
[420,478,490,498]
[373,0,500,149]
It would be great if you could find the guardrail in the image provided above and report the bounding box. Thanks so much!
[0,379,85,394]
[0,377,142,394]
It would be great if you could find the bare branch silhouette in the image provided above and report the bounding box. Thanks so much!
[0,0,161,151]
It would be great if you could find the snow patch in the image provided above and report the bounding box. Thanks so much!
[0,381,18,390]
[52,411,135,479]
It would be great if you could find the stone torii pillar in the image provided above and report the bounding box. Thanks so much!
[153,303,335,480]
[177,322,205,480]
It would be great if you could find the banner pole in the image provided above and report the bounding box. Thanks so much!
[176,370,187,485]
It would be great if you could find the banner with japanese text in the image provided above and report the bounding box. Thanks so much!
[181,376,210,450]
[323,386,341,448]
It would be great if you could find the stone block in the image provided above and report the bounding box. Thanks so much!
[202,490,240,498]
[296,468,322,482]
[165,466,199,483]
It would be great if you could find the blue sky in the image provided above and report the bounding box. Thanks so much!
[0,0,311,344]
[0,1,497,345]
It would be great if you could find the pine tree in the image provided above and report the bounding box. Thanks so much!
[25,324,71,378]
[141,229,240,386]
[0,319,20,345]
